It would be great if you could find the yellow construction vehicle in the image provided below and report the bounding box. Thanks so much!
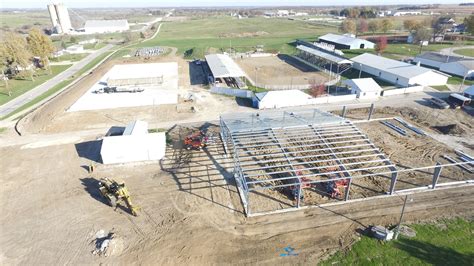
[98,177,139,216]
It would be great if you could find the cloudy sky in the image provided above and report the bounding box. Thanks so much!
[1,0,463,9]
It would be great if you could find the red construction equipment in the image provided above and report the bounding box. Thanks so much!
[184,130,208,150]
[323,166,349,199]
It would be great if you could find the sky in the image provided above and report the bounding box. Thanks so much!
[0,0,466,9]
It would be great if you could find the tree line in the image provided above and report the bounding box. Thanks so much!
[0,29,55,95]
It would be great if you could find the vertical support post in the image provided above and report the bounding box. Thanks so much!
[432,162,442,189]
[297,184,301,208]
[344,178,352,201]
[342,105,347,118]
[368,103,375,121]
[394,195,409,240]
[389,172,398,194]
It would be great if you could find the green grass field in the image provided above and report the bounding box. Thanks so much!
[0,64,71,105]
[136,17,337,58]
[321,218,474,266]
[454,48,474,57]
[51,53,89,62]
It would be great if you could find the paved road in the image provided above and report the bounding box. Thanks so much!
[439,45,474,59]
[0,44,114,117]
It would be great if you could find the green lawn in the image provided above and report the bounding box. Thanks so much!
[454,48,474,57]
[448,76,474,86]
[83,42,107,50]
[321,218,474,266]
[51,53,89,62]
[432,85,450,91]
[0,64,72,105]
[135,17,337,58]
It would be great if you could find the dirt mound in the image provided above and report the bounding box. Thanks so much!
[433,124,466,135]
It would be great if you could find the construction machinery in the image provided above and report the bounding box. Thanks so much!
[98,177,139,216]
[184,130,208,150]
[324,166,349,198]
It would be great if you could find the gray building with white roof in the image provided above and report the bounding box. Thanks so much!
[413,52,473,79]
[352,53,450,87]
[318,33,375,50]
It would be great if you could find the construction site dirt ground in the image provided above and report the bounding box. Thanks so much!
[236,55,329,87]
[1,127,473,265]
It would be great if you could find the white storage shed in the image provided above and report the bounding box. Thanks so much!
[254,90,312,109]
[100,120,166,164]
[343,78,382,99]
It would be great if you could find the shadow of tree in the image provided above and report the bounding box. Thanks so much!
[395,238,473,266]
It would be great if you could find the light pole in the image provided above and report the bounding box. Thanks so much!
[459,70,468,92]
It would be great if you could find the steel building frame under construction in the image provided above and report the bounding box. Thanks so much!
[220,108,398,215]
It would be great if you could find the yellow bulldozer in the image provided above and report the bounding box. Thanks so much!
[98,177,139,216]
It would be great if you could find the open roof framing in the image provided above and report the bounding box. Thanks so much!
[220,108,398,215]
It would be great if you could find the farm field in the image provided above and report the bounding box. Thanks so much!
[137,17,337,58]
[0,64,72,105]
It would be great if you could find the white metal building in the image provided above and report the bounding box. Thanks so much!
[69,62,178,111]
[100,120,166,164]
[254,90,312,109]
[205,54,246,79]
[343,78,382,99]
[318,33,375,50]
[413,52,474,79]
[107,63,165,87]
[352,53,450,87]
[84,20,129,34]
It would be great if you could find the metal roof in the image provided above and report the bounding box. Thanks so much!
[415,52,465,63]
[319,33,374,46]
[205,54,246,78]
[352,53,450,79]
[464,85,474,95]
[343,78,382,92]
[84,19,129,28]
[296,45,353,65]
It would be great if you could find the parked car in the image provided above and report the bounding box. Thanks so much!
[428,97,450,109]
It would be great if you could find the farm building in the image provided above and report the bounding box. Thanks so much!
[295,43,352,75]
[84,19,129,34]
[318,33,375,50]
[69,62,178,111]
[413,52,474,79]
[107,63,164,87]
[205,54,247,88]
[100,120,166,164]
[352,53,450,87]
[343,78,382,99]
[253,90,313,109]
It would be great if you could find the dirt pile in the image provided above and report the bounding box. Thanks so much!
[433,124,466,135]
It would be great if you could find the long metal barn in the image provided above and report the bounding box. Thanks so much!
[220,108,398,215]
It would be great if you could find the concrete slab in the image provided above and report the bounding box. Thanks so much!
[68,62,178,112]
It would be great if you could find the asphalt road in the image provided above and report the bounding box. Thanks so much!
[439,45,474,59]
[0,44,113,118]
